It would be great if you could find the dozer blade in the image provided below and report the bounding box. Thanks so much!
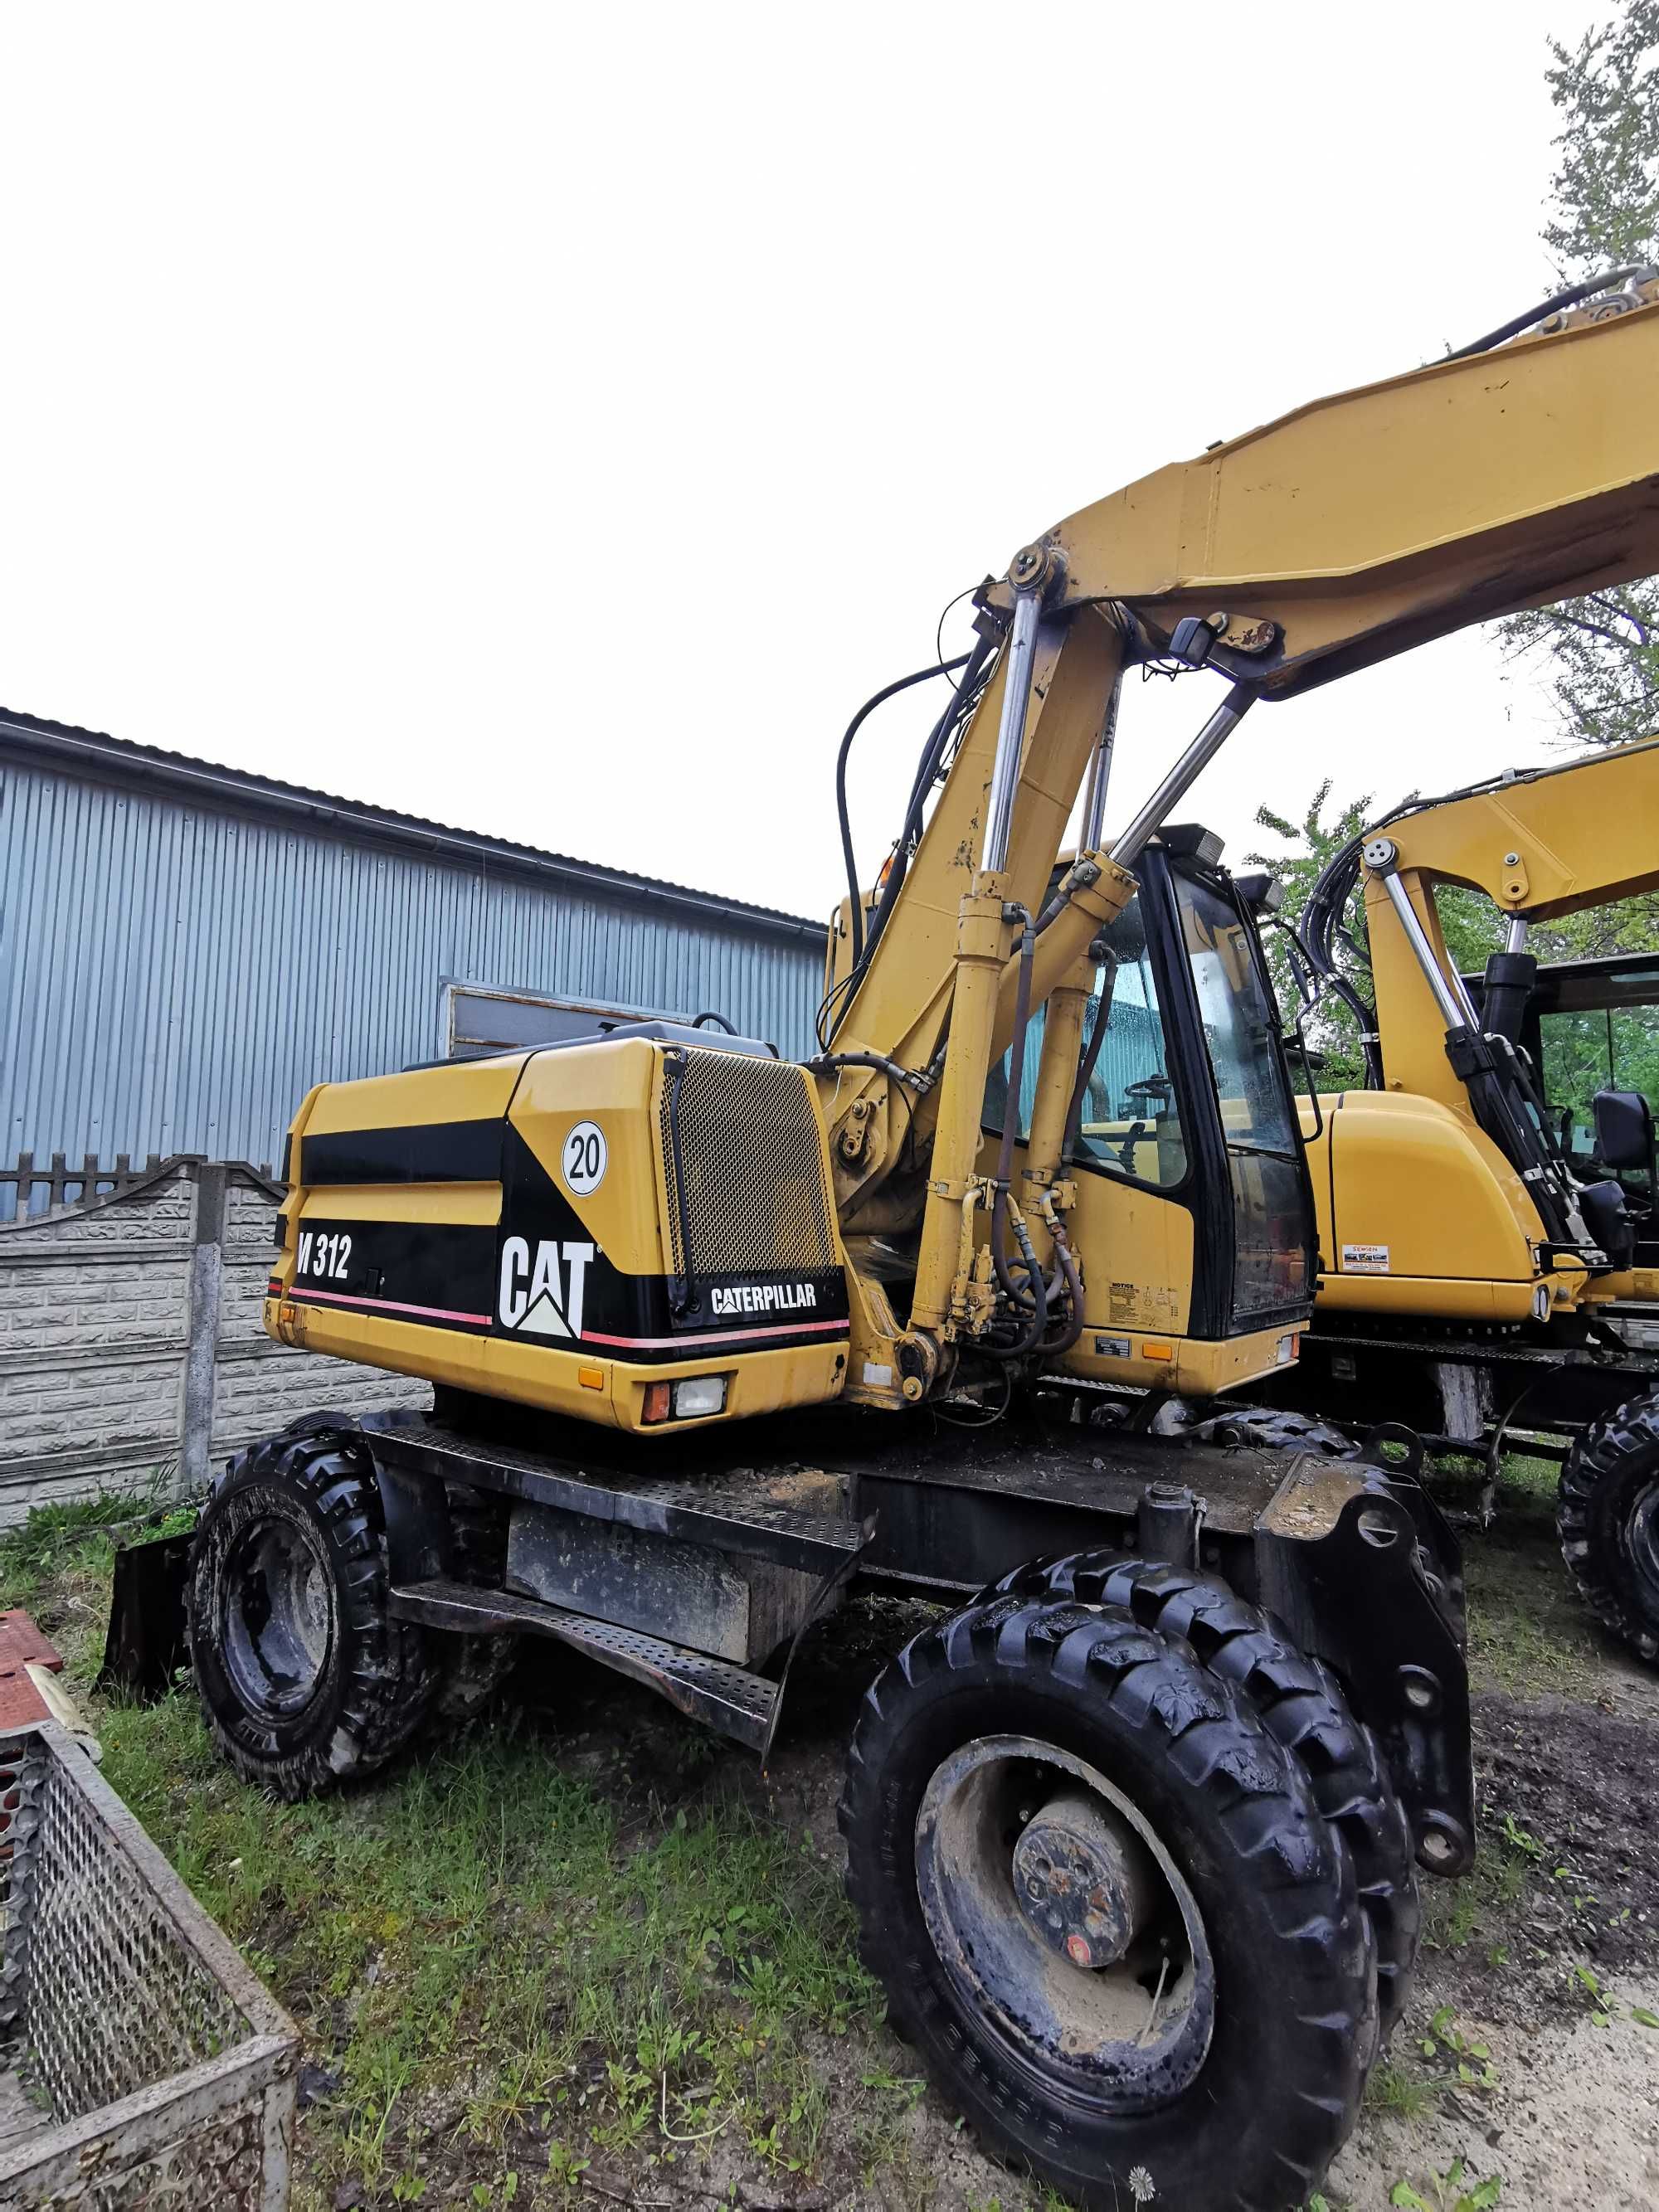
[100,1529,194,1701]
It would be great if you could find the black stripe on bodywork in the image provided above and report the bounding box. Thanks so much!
[300,1121,501,1186]
[287,1218,499,1322]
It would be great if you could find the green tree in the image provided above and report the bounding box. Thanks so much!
[1248,783,1375,1091]
[1497,2,1659,745]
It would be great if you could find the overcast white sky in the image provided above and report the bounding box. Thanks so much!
[0,2,1614,920]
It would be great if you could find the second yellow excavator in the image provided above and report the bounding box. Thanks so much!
[1231,737,1659,1662]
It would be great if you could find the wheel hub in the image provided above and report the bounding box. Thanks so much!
[914,1734,1214,2108]
[221,1511,335,1720]
[1010,1789,1152,1970]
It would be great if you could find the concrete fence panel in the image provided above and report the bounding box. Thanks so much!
[0,1157,428,1524]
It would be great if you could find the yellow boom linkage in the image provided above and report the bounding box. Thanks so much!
[825,294,1659,1407]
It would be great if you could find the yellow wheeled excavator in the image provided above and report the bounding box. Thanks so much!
[129,263,1659,2210]
[1225,736,1659,1664]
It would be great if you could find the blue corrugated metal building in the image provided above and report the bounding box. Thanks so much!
[0,709,828,1200]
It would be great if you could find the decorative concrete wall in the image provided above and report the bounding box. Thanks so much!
[0,1157,427,1524]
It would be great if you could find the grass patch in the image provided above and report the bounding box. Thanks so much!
[1462,1451,1611,1700]
[0,1493,907,2209]
[1419,1801,1548,1971]
[94,1692,883,2201]
[1365,2058,1439,2123]
[0,1477,195,1676]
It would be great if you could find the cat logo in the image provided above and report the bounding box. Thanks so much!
[498,1237,596,1339]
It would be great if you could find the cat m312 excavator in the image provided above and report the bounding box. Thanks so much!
[1232,735,1659,1666]
[123,265,1659,2210]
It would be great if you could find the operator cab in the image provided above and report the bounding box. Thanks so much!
[1468,950,1659,1266]
[987,829,1314,1385]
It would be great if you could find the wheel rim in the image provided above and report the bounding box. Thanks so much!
[914,1733,1214,2111]
[1623,1480,1659,1613]
[221,1513,335,1719]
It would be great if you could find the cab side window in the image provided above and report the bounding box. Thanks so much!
[984,895,1188,1189]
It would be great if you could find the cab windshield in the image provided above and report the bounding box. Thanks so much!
[1176,872,1308,1318]
[986,871,1309,1327]
[985,868,1310,1328]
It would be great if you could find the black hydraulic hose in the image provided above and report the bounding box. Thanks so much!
[1277,923,1315,1010]
[985,907,1058,1351]
[1446,264,1652,362]
[691,1010,737,1033]
[835,654,971,967]
[1292,839,1384,1087]
[990,907,1037,1293]
[849,630,998,988]
[1004,1202,1051,1351]
[1042,1215,1087,1355]
[805,1050,922,1090]
[1063,953,1117,1163]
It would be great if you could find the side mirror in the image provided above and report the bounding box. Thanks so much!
[1593,1089,1654,1173]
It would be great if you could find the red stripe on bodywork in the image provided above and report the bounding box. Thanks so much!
[579,1317,850,1350]
[289,1286,492,1326]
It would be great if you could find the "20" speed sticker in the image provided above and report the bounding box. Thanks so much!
[563,1121,607,1196]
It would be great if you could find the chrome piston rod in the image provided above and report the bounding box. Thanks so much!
[1366,844,1471,1030]
[1079,674,1123,852]
[983,590,1043,874]
[1111,683,1256,869]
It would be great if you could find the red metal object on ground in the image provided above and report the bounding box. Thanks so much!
[0,1611,63,1729]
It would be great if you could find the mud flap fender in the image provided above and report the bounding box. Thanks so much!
[1254,1424,1474,1876]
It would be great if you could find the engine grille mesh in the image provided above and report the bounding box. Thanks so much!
[659,1050,837,1279]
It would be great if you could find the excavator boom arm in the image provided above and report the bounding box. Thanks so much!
[1005,302,1659,695]
[822,290,1659,1383]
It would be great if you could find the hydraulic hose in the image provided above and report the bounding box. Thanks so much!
[805,1050,925,1090]
[990,907,1037,1302]
[1063,951,1117,1163]
[834,654,970,967]
[1003,1196,1051,1352]
[983,907,1068,1353]
[1447,264,1653,362]
[835,629,999,1029]
[1291,837,1384,1087]
[1040,1206,1087,1356]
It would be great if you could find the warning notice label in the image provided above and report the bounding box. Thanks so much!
[1340,1243,1391,1274]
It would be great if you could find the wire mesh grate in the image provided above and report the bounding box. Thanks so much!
[0,1723,299,2209]
[659,1050,838,1280]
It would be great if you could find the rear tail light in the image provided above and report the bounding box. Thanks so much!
[641,1375,730,1425]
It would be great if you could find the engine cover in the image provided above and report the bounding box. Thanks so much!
[266,1038,850,1432]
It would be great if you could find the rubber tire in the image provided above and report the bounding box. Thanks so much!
[188,1420,437,1799]
[1559,1388,1659,1665]
[998,1553,1421,2044]
[839,1589,1375,2212]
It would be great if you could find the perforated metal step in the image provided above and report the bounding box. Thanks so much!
[389,1578,781,1752]
[370,1417,868,1576]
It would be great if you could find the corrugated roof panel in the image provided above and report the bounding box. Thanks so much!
[0,707,823,938]
[1,754,826,1205]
